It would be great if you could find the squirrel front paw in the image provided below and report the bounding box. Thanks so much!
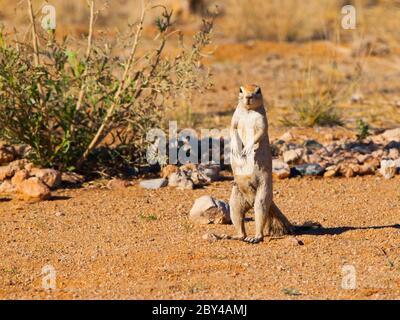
[241,143,254,157]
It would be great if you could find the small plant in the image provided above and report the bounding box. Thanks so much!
[139,213,158,221]
[356,119,370,140]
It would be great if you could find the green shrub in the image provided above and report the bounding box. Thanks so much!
[356,119,370,140]
[0,2,213,176]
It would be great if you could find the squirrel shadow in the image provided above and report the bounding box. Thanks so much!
[293,222,400,236]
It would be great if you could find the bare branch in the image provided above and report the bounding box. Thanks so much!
[73,0,96,126]
[78,0,146,166]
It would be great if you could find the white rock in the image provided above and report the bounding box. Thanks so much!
[283,148,303,164]
[379,159,397,179]
[272,159,290,179]
[198,164,221,182]
[139,178,168,190]
[168,172,194,190]
[388,148,400,160]
[382,128,400,142]
[189,195,231,225]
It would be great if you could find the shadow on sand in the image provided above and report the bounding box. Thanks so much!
[294,224,400,236]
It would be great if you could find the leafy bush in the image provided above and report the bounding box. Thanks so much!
[0,1,213,176]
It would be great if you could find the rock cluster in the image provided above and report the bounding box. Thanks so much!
[0,158,65,201]
[140,163,221,190]
[271,128,400,180]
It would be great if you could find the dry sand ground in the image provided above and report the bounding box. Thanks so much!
[1,0,400,300]
[1,175,399,299]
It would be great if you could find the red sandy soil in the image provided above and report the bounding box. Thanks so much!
[1,175,399,299]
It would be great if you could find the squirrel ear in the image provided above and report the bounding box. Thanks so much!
[255,87,261,94]
[239,87,243,94]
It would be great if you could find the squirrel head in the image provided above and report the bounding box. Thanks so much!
[238,84,264,110]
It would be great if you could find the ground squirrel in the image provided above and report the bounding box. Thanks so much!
[228,84,293,243]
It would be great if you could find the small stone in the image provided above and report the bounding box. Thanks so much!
[304,139,323,151]
[61,172,85,185]
[350,92,364,103]
[279,131,294,142]
[283,148,303,164]
[359,163,375,175]
[371,149,384,158]
[139,178,168,190]
[202,233,218,243]
[364,157,380,170]
[272,159,290,179]
[382,128,400,142]
[106,178,130,190]
[388,148,400,160]
[0,180,16,194]
[161,165,179,179]
[324,133,336,141]
[293,163,324,176]
[356,154,372,164]
[54,211,65,217]
[303,153,322,164]
[288,236,304,246]
[379,159,397,179]
[180,163,197,173]
[0,166,14,181]
[16,177,51,201]
[6,159,33,174]
[324,166,338,178]
[349,143,372,155]
[395,159,400,171]
[168,172,194,190]
[189,195,231,225]
[343,166,355,178]
[30,168,61,189]
[198,164,221,182]
[11,170,29,187]
[0,143,16,165]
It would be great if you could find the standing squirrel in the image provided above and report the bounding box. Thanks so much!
[228,84,293,243]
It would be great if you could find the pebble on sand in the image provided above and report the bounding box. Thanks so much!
[139,178,168,190]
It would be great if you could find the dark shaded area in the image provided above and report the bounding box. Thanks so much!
[295,223,400,236]
[48,195,72,201]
